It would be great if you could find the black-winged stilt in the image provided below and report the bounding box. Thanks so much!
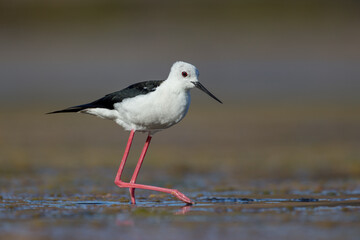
[48,61,222,205]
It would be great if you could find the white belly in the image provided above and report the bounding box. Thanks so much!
[114,89,191,132]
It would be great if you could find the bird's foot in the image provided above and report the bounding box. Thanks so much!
[115,180,193,204]
[171,189,194,205]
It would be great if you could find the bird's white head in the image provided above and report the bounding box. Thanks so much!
[167,61,222,104]
[168,61,200,89]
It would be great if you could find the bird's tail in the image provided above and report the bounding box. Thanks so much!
[46,103,92,114]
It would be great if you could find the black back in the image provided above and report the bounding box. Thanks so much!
[47,80,164,114]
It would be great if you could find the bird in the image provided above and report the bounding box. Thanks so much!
[47,61,222,205]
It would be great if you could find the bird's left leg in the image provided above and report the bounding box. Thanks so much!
[128,134,152,204]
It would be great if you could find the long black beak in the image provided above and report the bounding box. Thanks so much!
[192,81,222,104]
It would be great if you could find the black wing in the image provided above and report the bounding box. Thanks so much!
[47,80,164,114]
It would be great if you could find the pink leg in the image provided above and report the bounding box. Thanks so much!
[118,181,192,204]
[114,130,135,183]
[129,134,152,204]
[114,132,193,205]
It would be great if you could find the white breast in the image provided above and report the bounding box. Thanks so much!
[114,86,191,132]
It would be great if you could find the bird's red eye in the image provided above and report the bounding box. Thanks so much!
[182,71,188,77]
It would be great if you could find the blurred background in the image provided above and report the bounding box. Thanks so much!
[1,0,360,196]
[1,1,360,239]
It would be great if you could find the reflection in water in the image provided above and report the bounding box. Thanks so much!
[116,213,135,226]
[174,205,192,215]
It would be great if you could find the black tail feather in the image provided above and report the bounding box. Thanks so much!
[46,108,82,114]
[46,104,93,114]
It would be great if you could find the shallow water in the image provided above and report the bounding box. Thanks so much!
[1,189,360,240]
